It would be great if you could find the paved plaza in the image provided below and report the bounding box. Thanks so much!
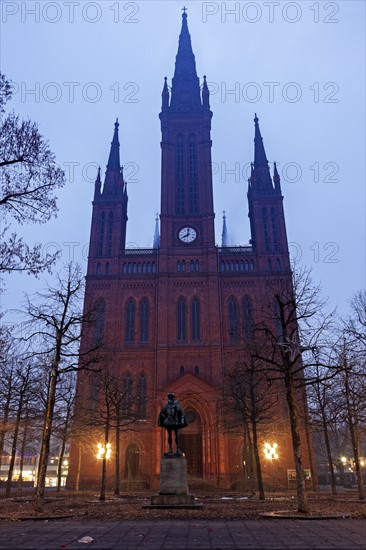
[0,518,365,549]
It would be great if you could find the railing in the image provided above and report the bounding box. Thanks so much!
[218,246,254,254]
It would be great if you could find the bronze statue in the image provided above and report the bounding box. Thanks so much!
[158,393,188,455]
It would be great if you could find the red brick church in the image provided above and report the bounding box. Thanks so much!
[68,11,314,491]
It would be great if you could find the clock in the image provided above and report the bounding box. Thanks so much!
[178,226,197,243]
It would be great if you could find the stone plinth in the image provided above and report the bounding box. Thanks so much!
[143,455,202,509]
[159,455,188,495]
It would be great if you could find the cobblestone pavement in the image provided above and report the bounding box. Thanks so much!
[0,519,365,549]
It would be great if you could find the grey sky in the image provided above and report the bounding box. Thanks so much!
[1,0,365,322]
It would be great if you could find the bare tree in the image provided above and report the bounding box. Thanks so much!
[81,368,139,500]
[20,263,98,511]
[0,72,65,276]
[52,372,76,491]
[227,355,278,499]
[253,265,334,513]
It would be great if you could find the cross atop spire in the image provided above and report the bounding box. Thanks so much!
[106,118,121,173]
[249,114,274,193]
[169,9,202,112]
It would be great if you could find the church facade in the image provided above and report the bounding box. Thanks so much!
[68,12,314,491]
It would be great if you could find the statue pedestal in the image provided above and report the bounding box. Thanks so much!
[143,455,202,509]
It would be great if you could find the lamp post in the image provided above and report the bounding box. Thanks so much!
[97,442,111,501]
[263,442,279,494]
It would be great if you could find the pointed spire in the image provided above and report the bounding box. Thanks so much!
[250,114,274,193]
[153,213,160,249]
[254,113,269,167]
[273,161,281,192]
[169,9,202,112]
[103,119,124,198]
[94,166,101,199]
[221,210,229,247]
[202,75,210,110]
[106,118,121,172]
[162,77,169,111]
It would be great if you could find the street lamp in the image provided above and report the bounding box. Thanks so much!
[263,442,279,461]
[97,442,111,460]
[263,442,279,494]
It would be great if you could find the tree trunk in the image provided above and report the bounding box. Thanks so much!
[251,417,265,499]
[0,388,12,469]
[344,368,365,499]
[5,393,24,497]
[34,363,58,512]
[99,416,110,502]
[302,390,318,492]
[57,436,67,492]
[114,412,120,496]
[75,440,82,492]
[285,370,308,513]
[249,367,265,499]
[242,414,255,495]
[320,403,337,496]
[18,418,29,491]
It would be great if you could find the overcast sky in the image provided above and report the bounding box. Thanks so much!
[1,0,365,323]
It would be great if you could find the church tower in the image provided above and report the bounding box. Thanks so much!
[68,11,314,492]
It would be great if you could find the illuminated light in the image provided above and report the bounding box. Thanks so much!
[63,460,68,466]
[341,456,347,464]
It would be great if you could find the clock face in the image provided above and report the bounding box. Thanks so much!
[178,226,197,243]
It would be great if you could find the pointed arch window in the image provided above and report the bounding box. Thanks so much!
[267,258,272,271]
[190,260,195,272]
[96,262,101,275]
[270,207,280,252]
[177,297,186,341]
[125,299,135,344]
[139,299,149,343]
[93,300,105,344]
[176,135,184,214]
[96,211,105,256]
[229,298,239,342]
[105,262,110,274]
[181,260,186,272]
[242,296,254,339]
[137,375,147,419]
[276,258,281,272]
[262,207,270,253]
[122,374,133,417]
[106,212,114,256]
[191,298,201,341]
[189,134,198,213]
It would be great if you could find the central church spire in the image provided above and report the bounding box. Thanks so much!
[169,10,202,112]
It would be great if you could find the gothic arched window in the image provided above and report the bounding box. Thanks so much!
[191,298,200,341]
[139,299,149,343]
[243,296,254,339]
[270,207,280,252]
[262,207,270,253]
[93,300,105,344]
[189,135,198,213]
[229,297,239,342]
[177,297,186,341]
[125,299,135,344]
[96,211,105,257]
[176,135,184,214]
[137,375,147,419]
[122,374,133,417]
[106,212,114,256]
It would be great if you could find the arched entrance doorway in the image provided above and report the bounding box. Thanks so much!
[124,443,140,479]
[179,409,203,477]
